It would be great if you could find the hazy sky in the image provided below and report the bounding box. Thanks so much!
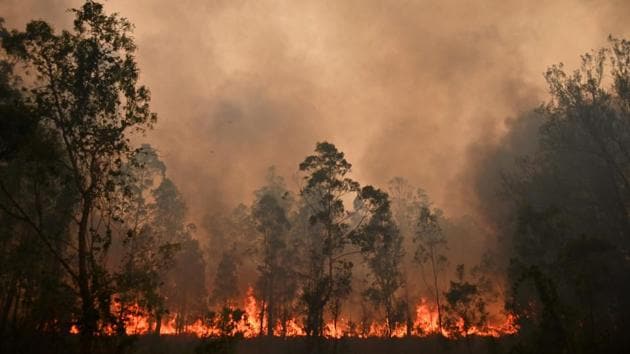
[2,0,630,224]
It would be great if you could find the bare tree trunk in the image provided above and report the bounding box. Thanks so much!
[78,197,96,354]
[0,276,17,336]
[266,276,274,336]
[155,311,162,335]
[10,289,20,335]
[258,298,266,336]
[429,247,442,334]
[116,303,126,336]
[403,277,413,336]
[386,303,392,337]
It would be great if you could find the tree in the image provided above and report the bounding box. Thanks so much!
[354,186,405,337]
[1,2,156,351]
[110,144,170,334]
[0,59,38,161]
[414,197,448,334]
[211,246,241,308]
[0,49,78,345]
[203,203,256,310]
[298,141,360,337]
[540,38,630,245]
[150,179,205,333]
[443,264,488,353]
[167,234,206,334]
[251,167,292,336]
[497,37,630,354]
[388,177,425,336]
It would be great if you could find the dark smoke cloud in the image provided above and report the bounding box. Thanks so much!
[2,0,630,231]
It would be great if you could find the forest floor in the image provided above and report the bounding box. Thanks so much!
[2,333,518,354]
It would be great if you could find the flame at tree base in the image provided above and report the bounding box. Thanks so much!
[70,287,518,339]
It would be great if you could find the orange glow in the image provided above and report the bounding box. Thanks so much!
[413,297,440,335]
[69,289,518,338]
[243,286,260,336]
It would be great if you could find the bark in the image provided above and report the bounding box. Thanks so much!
[0,276,17,335]
[429,247,443,334]
[78,196,96,354]
[266,276,274,336]
[155,311,162,335]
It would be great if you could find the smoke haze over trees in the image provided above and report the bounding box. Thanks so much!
[1,1,630,354]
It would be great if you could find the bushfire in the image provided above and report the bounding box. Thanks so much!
[70,287,518,339]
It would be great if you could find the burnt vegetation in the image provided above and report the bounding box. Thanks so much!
[0,1,629,354]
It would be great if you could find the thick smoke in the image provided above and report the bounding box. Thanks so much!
[2,0,630,241]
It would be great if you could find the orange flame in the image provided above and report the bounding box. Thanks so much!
[69,288,518,338]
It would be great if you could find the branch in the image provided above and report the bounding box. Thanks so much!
[331,250,362,262]
[0,179,80,284]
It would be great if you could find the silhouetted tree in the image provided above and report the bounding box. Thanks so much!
[211,246,241,308]
[1,2,156,351]
[388,177,425,336]
[443,264,488,353]
[113,145,165,334]
[298,142,360,337]
[501,37,630,354]
[251,167,292,336]
[354,186,405,337]
[0,57,76,343]
[414,198,448,334]
[203,204,256,309]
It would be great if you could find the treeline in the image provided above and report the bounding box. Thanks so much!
[0,3,501,352]
[1,2,630,354]
[201,158,506,339]
[480,38,630,354]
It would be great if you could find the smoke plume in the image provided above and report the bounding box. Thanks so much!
[2,0,630,235]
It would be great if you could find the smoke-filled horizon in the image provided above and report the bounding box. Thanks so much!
[4,2,630,350]
[2,0,629,225]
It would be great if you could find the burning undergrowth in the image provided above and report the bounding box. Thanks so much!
[70,287,517,339]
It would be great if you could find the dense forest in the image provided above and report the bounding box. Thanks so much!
[1,1,630,354]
